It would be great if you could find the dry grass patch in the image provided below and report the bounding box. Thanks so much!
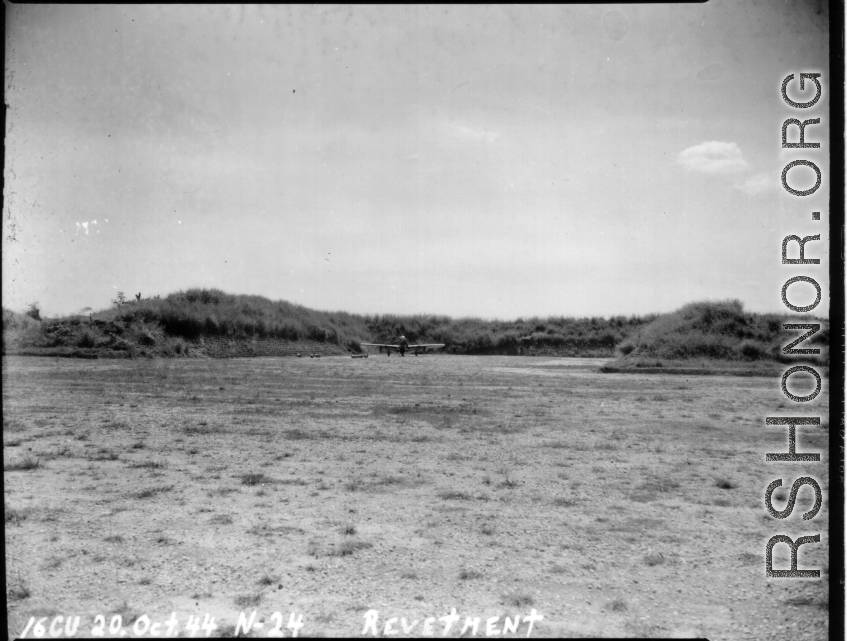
[5,454,43,471]
[630,476,681,503]
[714,476,737,490]
[241,472,273,486]
[505,592,534,608]
[128,460,166,469]
[132,485,175,499]
[233,592,263,609]
[438,490,473,500]
[209,513,234,525]
[459,569,484,580]
[332,538,373,557]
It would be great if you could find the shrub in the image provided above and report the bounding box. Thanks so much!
[618,340,636,355]
[77,331,96,348]
[738,339,766,360]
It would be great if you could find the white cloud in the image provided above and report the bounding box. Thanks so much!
[736,171,772,196]
[677,141,749,174]
[451,124,500,144]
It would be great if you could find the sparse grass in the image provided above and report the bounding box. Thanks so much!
[8,578,31,601]
[459,569,483,580]
[497,470,519,489]
[257,571,279,587]
[5,502,30,525]
[111,601,139,626]
[1,340,824,639]
[332,538,373,557]
[553,497,578,508]
[438,490,472,500]
[715,477,737,490]
[5,454,43,471]
[128,460,165,469]
[234,592,263,609]
[213,624,237,638]
[630,476,681,502]
[241,472,272,486]
[88,450,120,461]
[209,513,234,525]
[183,424,225,435]
[506,592,534,608]
[132,485,175,499]
[785,595,816,607]
[207,487,239,497]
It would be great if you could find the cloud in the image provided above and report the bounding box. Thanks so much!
[451,124,500,144]
[736,172,772,196]
[677,141,749,174]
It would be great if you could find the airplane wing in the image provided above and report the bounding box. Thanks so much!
[360,343,399,349]
[408,344,445,349]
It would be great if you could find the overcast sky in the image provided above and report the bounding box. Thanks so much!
[3,3,830,319]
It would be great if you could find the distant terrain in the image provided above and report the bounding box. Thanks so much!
[2,290,828,371]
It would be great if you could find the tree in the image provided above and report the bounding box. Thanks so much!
[111,291,127,308]
[25,302,41,321]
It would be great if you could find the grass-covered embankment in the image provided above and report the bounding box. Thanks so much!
[2,288,654,359]
[3,291,825,367]
[601,300,828,375]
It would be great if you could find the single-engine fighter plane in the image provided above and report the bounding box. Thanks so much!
[360,335,445,357]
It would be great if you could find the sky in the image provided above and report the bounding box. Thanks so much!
[3,3,831,319]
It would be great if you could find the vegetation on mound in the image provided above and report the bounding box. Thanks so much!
[3,292,827,363]
[365,313,653,355]
[610,299,828,369]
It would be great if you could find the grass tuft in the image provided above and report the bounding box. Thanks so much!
[714,477,737,490]
[5,454,43,471]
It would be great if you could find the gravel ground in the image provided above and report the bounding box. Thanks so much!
[4,355,830,638]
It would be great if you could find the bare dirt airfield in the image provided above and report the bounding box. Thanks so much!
[4,354,829,639]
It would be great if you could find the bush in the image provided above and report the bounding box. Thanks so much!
[618,340,636,356]
[77,331,96,348]
[738,339,766,360]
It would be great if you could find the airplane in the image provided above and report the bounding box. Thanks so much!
[360,335,445,357]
